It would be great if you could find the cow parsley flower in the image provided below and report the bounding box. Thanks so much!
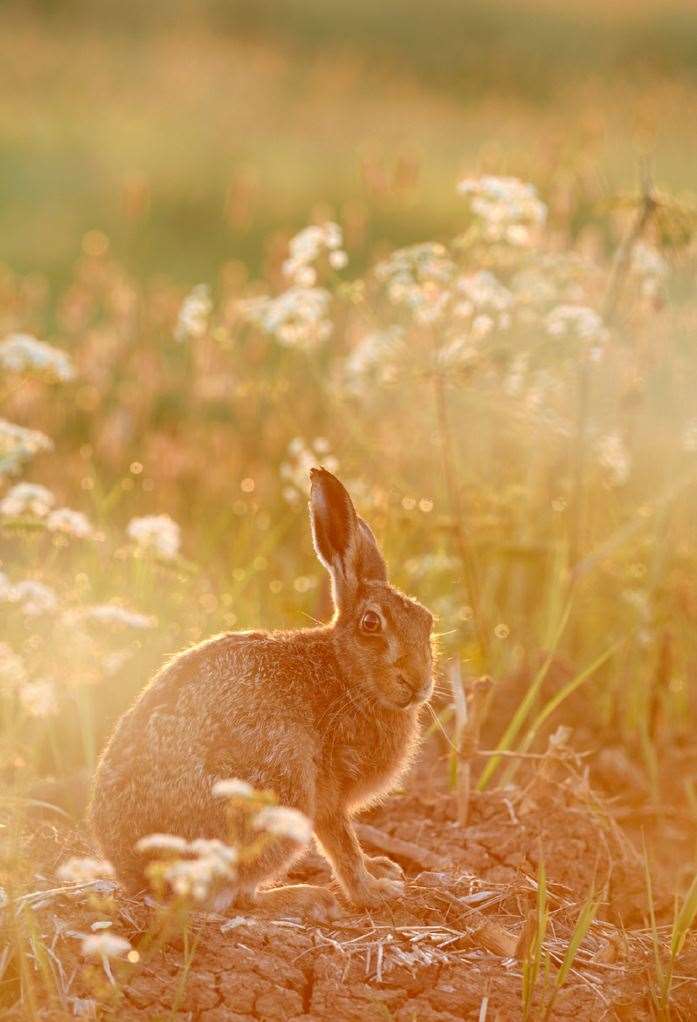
[160,842,238,902]
[283,222,345,284]
[253,806,312,845]
[0,420,53,476]
[239,287,333,351]
[631,242,668,297]
[455,270,513,316]
[212,777,255,799]
[19,679,58,718]
[57,857,115,883]
[0,482,56,517]
[344,327,403,391]
[175,284,212,343]
[546,304,608,360]
[0,334,75,382]
[127,514,180,560]
[71,604,157,629]
[9,579,58,616]
[458,176,547,246]
[46,507,94,539]
[375,243,455,324]
[80,933,131,959]
[0,642,27,692]
[136,834,190,855]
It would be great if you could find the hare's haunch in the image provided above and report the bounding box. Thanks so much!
[90,469,434,916]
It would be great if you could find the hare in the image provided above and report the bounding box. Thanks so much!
[89,468,434,919]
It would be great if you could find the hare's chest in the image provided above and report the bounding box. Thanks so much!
[333,720,414,808]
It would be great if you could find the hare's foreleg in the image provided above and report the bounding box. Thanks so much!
[314,813,404,908]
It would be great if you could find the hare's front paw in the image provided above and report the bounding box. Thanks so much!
[350,875,405,909]
[365,855,404,882]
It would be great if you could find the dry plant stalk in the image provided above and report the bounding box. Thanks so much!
[450,661,493,825]
[519,725,573,815]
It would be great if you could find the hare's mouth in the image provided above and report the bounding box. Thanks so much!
[392,673,431,709]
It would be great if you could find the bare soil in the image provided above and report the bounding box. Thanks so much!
[3,750,697,1021]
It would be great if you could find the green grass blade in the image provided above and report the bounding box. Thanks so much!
[477,599,573,791]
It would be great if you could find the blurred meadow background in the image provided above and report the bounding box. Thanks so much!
[3,0,697,874]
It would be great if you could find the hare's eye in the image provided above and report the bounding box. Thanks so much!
[360,610,382,634]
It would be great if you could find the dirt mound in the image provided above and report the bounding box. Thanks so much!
[2,764,695,1021]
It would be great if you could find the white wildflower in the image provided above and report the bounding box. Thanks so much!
[10,579,58,616]
[329,249,348,270]
[175,284,212,343]
[127,514,180,560]
[0,419,53,476]
[162,858,214,902]
[46,507,94,539]
[162,844,237,902]
[344,327,403,389]
[631,242,668,297]
[239,287,333,351]
[212,778,255,799]
[71,604,157,629]
[0,482,55,517]
[0,333,75,382]
[375,243,455,324]
[253,806,312,845]
[19,679,58,718]
[136,833,190,855]
[546,304,608,360]
[80,933,131,959]
[57,857,115,883]
[596,432,631,487]
[455,270,513,314]
[0,643,27,692]
[282,222,344,283]
[101,649,134,675]
[188,839,238,870]
[0,887,7,909]
[458,176,547,245]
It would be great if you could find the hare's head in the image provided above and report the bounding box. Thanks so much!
[310,468,434,711]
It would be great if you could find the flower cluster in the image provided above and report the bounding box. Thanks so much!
[0,482,55,517]
[136,833,238,902]
[80,933,132,961]
[0,333,75,382]
[374,242,455,324]
[175,284,212,343]
[0,574,58,616]
[457,175,547,246]
[66,604,157,629]
[283,222,347,285]
[545,304,609,361]
[0,642,27,692]
[127,514,180,560]
[18,678,58,718]
[57,857,116,883]
[0,420,53,476]
[631,241,668,297]
[239,286,333,350]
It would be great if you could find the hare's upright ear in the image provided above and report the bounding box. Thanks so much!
[309,468,386,612]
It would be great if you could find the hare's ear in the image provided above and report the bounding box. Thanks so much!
[309,468,386,611]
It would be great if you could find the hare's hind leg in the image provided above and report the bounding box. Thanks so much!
[231,834,341,921]
[253,884,341,921]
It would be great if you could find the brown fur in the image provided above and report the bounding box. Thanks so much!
[89,469,434,914]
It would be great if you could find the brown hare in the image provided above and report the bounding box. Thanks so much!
[89,468,434,918]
